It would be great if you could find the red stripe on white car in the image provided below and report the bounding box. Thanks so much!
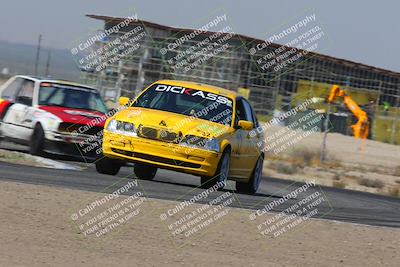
[38,106,106,127]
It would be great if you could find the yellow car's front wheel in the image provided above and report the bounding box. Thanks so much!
[95,157,122,175]
[200,149,230,190]
[134,163,158,180]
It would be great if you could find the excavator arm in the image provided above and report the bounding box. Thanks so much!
[327,85,369,139]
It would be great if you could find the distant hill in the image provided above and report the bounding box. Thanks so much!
[0,41,80,81]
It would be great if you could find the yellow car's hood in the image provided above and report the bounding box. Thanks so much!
[114,107,232,138]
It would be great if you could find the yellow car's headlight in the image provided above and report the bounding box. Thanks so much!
[107,119,118,132]
[107,119,137,137]
[181,136,220,153]
[203,138,220,153]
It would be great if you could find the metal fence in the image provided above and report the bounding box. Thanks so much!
[79,21,400,144]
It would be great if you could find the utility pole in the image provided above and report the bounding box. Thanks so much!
[34,34,42,76]
[320,103,331,163]
[45,49,51,76]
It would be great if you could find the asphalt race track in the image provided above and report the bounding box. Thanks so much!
[0,159,399,228]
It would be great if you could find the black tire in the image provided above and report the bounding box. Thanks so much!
[200,149,230,190]
[236,156,263,195]
[134,163,157,180]
[0,122,3,142]
[30,124,45,156]
[95,157,121,175]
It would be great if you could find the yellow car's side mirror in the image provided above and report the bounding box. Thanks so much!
[237,120,254,130]
[118,96,130,106]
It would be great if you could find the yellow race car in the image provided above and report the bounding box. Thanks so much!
[97,80,264,194]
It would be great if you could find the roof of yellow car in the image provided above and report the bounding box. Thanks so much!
[155,80,238,99]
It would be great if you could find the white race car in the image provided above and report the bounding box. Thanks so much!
[0,75,108,160]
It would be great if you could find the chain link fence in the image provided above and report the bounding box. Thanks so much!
[79,19,400,145]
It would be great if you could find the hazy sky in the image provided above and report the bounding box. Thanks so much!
[0,0,399,71]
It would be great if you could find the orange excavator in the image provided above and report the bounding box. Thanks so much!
[327,85,369,139]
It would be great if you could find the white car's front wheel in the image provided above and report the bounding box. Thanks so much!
[29,124,45,156]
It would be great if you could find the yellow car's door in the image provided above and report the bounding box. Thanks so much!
[240,123,264,179]
[229,127,249,178]
[229,98,260,179]
[242,99,263,177]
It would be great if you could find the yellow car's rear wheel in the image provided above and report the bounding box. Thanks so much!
[236,156,263,195]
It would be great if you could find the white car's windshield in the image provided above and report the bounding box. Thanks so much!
[38,83,107,113]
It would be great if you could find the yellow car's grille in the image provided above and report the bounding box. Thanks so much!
[159,129,178,142]
[139,126,158,139]
[137,125,182,143]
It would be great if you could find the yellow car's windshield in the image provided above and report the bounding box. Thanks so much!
[133,84,233,126]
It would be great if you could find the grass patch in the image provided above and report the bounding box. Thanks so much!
[273,162,298,174]
[388,186,400,197]
[332,180,347,189]
[288,147,322,167]
[333,173,341,180]
[358,178,384,189]
[393,166,400,177]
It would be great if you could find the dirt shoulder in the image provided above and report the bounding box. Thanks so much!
[0,180,399,267]
[263,125,400,197]
[0,148,81,170]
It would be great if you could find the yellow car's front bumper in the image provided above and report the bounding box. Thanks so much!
[102,131,221,177]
